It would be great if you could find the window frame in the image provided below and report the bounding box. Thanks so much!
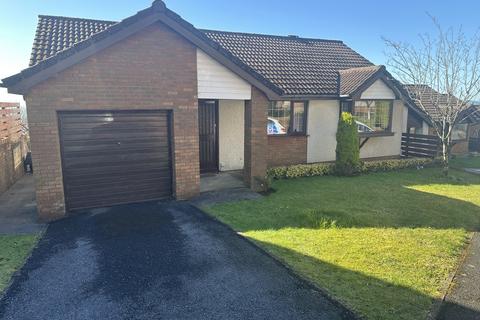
[267,100,308,136]
[341,99,394,137]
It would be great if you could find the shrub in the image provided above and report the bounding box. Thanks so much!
[267,163,334,179]
[267,158,434,180]
[335,112,361,175]
[360,158,433,173]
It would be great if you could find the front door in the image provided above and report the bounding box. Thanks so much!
[198,100,218,173]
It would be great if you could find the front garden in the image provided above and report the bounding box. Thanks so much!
[206,157,480,320]
[0,235,38,293]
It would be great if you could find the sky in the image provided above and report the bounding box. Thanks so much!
[1,0,480,103]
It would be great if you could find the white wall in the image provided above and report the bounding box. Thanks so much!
[360,79,396,100]
[197,49,251,100]
[307,100,339,163]
[402,104,409,133]
[422,121,430,135]
[356,79,405,158]
[360,100,405,158]
[307,88,407,162]
[218,100,244,171]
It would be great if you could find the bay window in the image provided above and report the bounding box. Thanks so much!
[267,101,307,135]
[342,100,393,134]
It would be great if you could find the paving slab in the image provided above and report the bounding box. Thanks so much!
[0,175,45,235]
[437,233,480,320]
[465,168,480,175]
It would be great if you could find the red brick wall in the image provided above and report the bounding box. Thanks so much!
[25,22,199,220]
[451,140,468,154]
[267,135,307,167]
[244,86,268,190]
[427,126,469,155]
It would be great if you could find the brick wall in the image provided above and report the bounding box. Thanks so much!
[267,135,307,167]
[244,86,268,190]
[451,140,468,154]
[427,125,470,155]
[25,22,199,220]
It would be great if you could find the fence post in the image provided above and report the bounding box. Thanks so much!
[405,133,410,158]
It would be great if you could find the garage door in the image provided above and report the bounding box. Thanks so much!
[58,110,172,210]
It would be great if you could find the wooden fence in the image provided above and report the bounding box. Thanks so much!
[0,134,29,194]
[0,103,22,142]
[401,133,440,158]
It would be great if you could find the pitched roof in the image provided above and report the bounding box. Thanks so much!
[460,105,480,123]
[2,1,377,97]
[338,65,383,96]
[201,30,372,96]
[403,84,459,120]
[2,1,282,96]
[30,15,115,66]
[402,84,480,124]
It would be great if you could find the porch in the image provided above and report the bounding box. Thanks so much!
[197,91,268,193]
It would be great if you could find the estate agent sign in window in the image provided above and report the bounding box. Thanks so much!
[267,101,306,135]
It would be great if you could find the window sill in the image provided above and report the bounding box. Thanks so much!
[268,133,308,137]
[358,132,395,138]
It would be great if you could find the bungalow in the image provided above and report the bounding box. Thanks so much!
[1,1,415,220]
[404,84,480,154]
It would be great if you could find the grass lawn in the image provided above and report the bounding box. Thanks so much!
[206,165,480,320]
[451,155,480,169]
[0,235,38,293]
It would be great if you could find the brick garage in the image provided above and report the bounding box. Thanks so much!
[1,1,281,221]
[25,23,200,220]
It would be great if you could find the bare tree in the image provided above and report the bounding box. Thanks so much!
[384,17,480,175]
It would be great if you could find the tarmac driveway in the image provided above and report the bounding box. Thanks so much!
[0,201,353,320]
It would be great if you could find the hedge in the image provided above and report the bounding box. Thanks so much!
[267,158,434,180]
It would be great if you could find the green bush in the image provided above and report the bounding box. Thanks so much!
[335,112,361,175]
[360,158,433,173]
[267,158,433,180]
[267,163,335,179]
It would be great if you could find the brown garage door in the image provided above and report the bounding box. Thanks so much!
[58,110,172,210]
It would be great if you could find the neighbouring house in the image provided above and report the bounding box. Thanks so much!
[404,84,480,154]
[464,104,480,152]
[1,1,416,220]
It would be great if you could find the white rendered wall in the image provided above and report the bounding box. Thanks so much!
[360,100,405,158]
[360,79,396,100]
[218,99,244,171]
[307,100,339,163]
[197,49,251,100]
